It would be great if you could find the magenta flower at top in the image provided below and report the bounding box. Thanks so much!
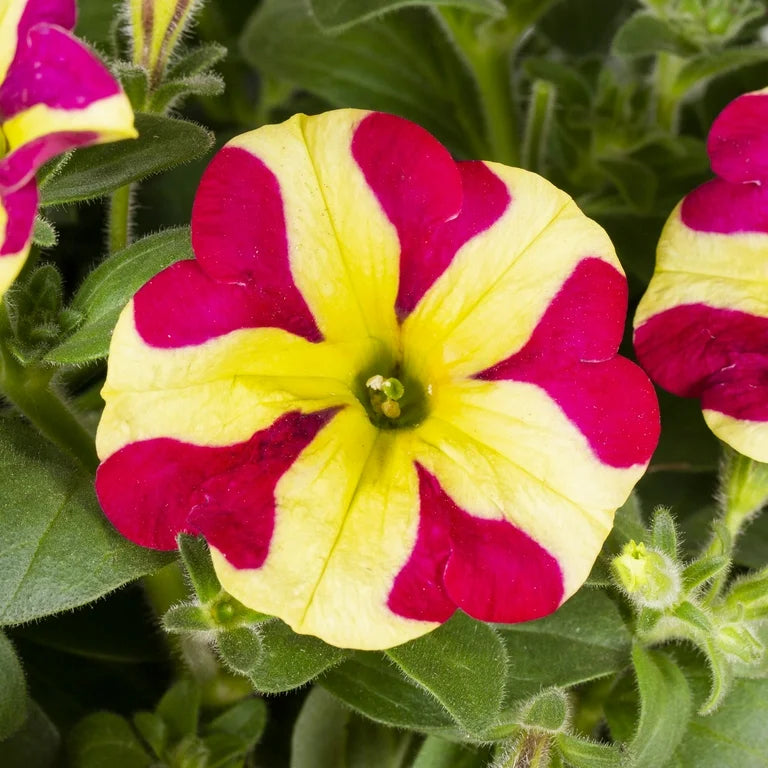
[0,0,136,296]
[95,109,659,650]
[635,88,768,462]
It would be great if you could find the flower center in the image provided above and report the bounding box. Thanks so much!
[357,365,429,430]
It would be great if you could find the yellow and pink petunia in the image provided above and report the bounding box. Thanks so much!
[635,88,768,462]
[0,0,136,297]
[95,109,659,650]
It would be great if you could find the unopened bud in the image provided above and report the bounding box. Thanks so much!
[612,540,682,609]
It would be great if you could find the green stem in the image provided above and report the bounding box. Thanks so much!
[653,52,685,133]
[472,45,519,165]
[108,183,134,254]
[0,332,99,473]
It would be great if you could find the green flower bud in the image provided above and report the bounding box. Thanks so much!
[612,540,682,609]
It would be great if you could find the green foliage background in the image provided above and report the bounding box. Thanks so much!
[3,0,768,765]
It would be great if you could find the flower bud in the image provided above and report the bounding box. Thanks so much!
[612,540,682,609]
[129,0,201,85]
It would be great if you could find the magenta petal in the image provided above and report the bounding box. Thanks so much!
[0,24,119,117]
[133,258,321,348]
[708,91,768,183]
[0,180,37,255]
[388,466,564,624]
[681,178,768,234]
[479,258,660,468]
[190,146,321,341]
[95,411,331,556]
[635,303,768,421]
[350,112,466,316]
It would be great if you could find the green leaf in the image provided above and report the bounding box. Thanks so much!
[240,0,485,157]
[320,652,457,733]
[308,0,505,32]
[670,677,768,767]
[0,699,60,768]
[496,588,631,704]
[0,632,26,740]
[612,11,697,58]
[290,687,349,768]
[32,216,57,249]
[39,113,214,206]
[651,508,679,558]
[521,80,556,174]
[167,42,228,79]
[517,688,569,733]
[555,733,623,768]
[387,612,507,736]
[148,73,226,114]
[682,556,730,593]
[204,697,267,760]
[291,687,412,768]
[0,416,171,626]
[68,712,152,768]
[156,679,200,742]
[46,228,193,365]
[218,619,347,693]
[630,645,692,768]
[699,641,734,715]
[132,712,166,758]
[411,736,488,767]
[673,48,768,100]
[523,58,592,103]
[598,157,658,213]
[163,603,216,633]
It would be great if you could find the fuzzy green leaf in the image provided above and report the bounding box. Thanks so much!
[0,417,171,626]
[612,11,697,57]
[320,652,457,733]
[630,645,692,768]
[411,736,489,767]
[156,679,200,742]
[0,699,59,768]
[670,677,768,767]
[387,612,507,736]
[497,588,631,704]
[68,712,152,768]
[517,688,569,733]
[308,0,505,32]
[673,48,768,100]
[204,698,267,758]
[167,42,228,78]
[555,733,623,768]
[46,228,193,365]
[39,114,213,206]
[651,508,679,558]
[32,216,57,249]
[0,632,26,740]
[241,0,485,157]
[148,73,225,113]
[218,619,347,693]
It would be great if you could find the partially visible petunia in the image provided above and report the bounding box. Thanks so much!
[635,87,768,463]
[0,0,136,298]
[95,109,659,650]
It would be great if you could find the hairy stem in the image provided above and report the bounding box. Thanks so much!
[108,183,135,254]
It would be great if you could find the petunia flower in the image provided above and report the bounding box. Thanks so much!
[95,109,659,650]
[0,0,136,298]
[634,87,768,463]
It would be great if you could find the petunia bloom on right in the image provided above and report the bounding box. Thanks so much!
[634,87,768,462]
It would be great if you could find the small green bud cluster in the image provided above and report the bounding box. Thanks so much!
[611,504,768,713]
[490,688,623,768]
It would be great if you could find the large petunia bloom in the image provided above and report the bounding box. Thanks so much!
[635,88,768,462]
[0,0,136,297]
[95,109,659,650]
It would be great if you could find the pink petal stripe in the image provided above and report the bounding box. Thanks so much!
[0,180,37,255]
[635,303,768,421]
[0,132,96,193]
[350,112,467,316]
[681,178,768,234]
[0,24,119,117]
[17,0,76,36]
[95,411,332,560]
[388,466,564,623]
[190,146,320,341]
[708,91,768,184]
[133,258,320,348]
[478,258,659,467]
